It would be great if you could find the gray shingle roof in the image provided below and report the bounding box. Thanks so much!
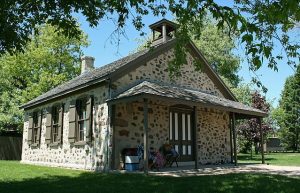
[110,81,268,117]
[21,38,238,110]
[21,48,150,109]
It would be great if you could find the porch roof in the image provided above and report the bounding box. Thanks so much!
[108,81,268,118]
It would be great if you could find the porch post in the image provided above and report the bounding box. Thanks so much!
[193,106,198,169]
[229,113,233,164]
[110,104,116,170]
[259,117,265,164]
[232,113,237,166]
[162,24,167,42]
[143,98,149,174]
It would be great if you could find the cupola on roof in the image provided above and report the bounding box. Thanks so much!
[149,19,178,46]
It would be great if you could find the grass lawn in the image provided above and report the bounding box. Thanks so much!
[238,152,300,166]
[0,161,300,193]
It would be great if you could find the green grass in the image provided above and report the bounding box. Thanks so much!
[0,161,300,193]
[238,152,300,166]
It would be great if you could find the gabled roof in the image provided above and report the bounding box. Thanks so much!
[109,81,267,117]
[21,38,238,109]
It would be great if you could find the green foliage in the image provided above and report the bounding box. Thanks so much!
[191,18,240,87]
[278,65,300,151]
[226,82,256,153]
[230,83,255,105]
[0,25,88,133]
[0,1,299,89]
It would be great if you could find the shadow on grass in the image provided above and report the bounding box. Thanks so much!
[0,172,299,193]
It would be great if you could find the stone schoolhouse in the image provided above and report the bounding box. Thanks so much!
[20,19,267,171]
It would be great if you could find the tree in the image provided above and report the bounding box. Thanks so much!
[0,24,88,133]
[230,83,254,105]
[237,91,273,154]
[192,18,241,87]
[1,1,299,88]
[278,66,300,151]
[229,83,255,153]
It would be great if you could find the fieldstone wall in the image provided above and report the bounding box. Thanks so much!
[113,49,224,98]
[196,108,231,164]
[113,99,231,168]
[113,100,169,169]
[111,48,231,167]
[21,86,111,171]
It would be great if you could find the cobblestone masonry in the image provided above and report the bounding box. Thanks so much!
[21,86,110,170]
[113,100,170,169]
[113,49,224,98]
[113,100,230,168]
[112,49,230,167]
[197,108,231,164]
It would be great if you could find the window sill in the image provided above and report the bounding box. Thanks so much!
[74,141,87,146]
[30,143,39,148]
[49,142,60,148]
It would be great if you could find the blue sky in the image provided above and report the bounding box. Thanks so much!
[74,13,296,107]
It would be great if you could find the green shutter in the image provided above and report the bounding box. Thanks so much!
[36,111,42,145]
[28,113,33,145]
[57,104,64,144]
[45,107,52,144]
[85,96,93,142]
[68,100,76,143]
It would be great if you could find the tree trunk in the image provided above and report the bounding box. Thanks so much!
[255,142,259,155]
[250,142,253,159]
[296,126,299,151]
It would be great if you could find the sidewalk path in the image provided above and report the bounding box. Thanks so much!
[150,164,300,177]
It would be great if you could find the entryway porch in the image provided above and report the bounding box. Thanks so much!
[108,80,268,173]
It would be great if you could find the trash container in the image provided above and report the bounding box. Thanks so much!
[125,156,139,171]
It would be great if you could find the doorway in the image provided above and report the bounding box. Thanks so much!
[169,106,194,161]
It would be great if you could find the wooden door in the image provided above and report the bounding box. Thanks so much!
[169,110,194,161]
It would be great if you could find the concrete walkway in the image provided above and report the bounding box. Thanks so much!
[149,164,300,177]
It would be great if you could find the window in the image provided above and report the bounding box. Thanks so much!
[68,96,92,144]
[32,112,39,144]
[76,99,88,142]
[45,105,63,145]
[51,106,59,143]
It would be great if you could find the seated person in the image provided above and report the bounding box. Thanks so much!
[163,144,179,167]
[171,147,179,157]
